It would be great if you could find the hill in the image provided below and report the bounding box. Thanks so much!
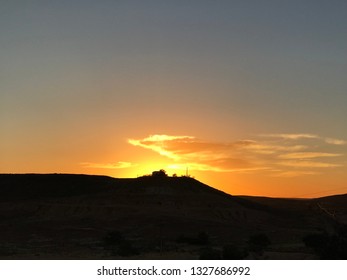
[0,173,346,259]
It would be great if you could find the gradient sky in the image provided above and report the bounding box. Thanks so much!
[1,1,347,197]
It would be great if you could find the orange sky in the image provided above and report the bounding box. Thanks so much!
[2,124,347,198]
[75,134,346,198]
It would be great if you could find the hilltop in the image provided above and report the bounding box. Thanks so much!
[0,173,346,259]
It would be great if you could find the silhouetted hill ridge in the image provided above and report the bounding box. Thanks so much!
[0,174,115,200]
[0,174,274,213]
[0,173,235,198]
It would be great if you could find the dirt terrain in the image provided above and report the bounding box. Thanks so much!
[0,174,345,259]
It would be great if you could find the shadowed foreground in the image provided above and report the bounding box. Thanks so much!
[1,174,346,259]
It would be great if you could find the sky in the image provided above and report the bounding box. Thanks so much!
[1,1,347,198]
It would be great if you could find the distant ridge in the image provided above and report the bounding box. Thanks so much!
[1,173,344,200]
[0,173,240,200]
[0,173,273,212]
[0,173,116,200]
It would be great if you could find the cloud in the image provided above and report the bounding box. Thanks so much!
[128,135,194,160]
[262,133,347,145]
[325,138,347,145]
[279,152,342,159]
[81,161,134,169]
[278,160,342,168]
[244,143,307,154]
[260,133,319,140]
[167,163,269,173]
[128,134,265,172]
[128,133,345,176]
[271,171,318,177]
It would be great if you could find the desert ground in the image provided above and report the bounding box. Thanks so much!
[1,173,346,259]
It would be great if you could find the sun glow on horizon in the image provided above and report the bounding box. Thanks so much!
[125,133,346,174]
[77,133,347,198]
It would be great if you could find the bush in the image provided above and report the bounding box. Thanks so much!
[117,240,139,257]
[222,244,248,260]
[248,233,271,255]
[151,170,167,177]
[303,233,329,249]
[176,231,210,245]
[103,231,123,246]
[103,231,139,257]
[199,247,221,260]
[303,233,347,259]
[197,232,210,245]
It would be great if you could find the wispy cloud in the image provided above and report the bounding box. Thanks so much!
[128,133,346,176]
[271,171,318,177]
[167,163,269,173]
[279,152,342,159]
[81,161,135,169]
[262,133,347,145]
[325,138,347,145]
[243,143,307,154]
[128,135,194,160]
[278,160,342,168]
[128,134,266,172]
[260,133,319,140]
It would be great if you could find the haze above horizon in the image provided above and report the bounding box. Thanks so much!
[1,1,346,198]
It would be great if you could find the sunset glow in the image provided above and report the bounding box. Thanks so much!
[1,1,346,198]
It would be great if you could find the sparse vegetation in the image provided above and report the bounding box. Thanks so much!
[222,244,248,260]
[2,174,347,259]
[199,244,248,260]
[303,232,347,259]
[151,169,168,177]
[199,247,221,260]
[103,231,139,257]
[248,233,271,255]
[176,231,210,246]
